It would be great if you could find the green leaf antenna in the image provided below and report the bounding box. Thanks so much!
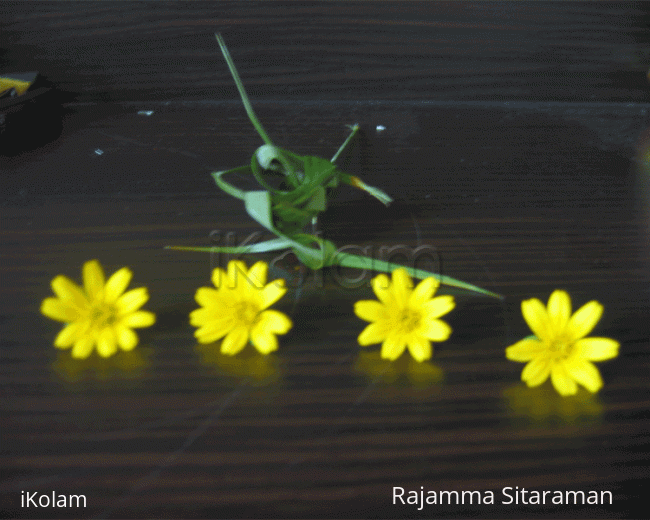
[167,33,502,300]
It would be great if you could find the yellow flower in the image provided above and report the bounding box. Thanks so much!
[354,268,455,362]
[40,260,156,359]
[190,260,292,355]
[506,290,619,396]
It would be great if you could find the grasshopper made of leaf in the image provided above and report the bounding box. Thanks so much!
[169,34,501,300]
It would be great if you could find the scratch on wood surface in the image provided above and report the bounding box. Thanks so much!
[93,382,250,519]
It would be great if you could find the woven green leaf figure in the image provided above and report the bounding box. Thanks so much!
[169,34,501,300]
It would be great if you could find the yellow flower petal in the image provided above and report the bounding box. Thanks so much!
[567,300,604,341]
[521,297,551,342]
[505,337,546,362]
[574,337,620,361]
[210,267,227,289]
[550,361,578,396]
[354,300,385,322]
[391,268,413,306]
[358,321,389,346]
[422,295,455,320]
[189,307,212,326]
[51,275,87,309]
[105,267,133,302]
[221,326,249,355]
[247,261,268,288]
[565,359,603,393]
[195,287,221,308]
[258,279,287,309]
[407,335,432,362]
[521,357,551,387]
[96,328,117,358]
[116,287,149,315]
[41,297,80,323]
[419,319,452,342]
[256,309,292,334]
[381,331,407,361]
[250,330,279,354]
[54,322,86,348]
[197,312,237,334]
[190,310,232,331]
[409,277,438,307]
[120,310,156,328]
[195,326,230,344]
[71,337,95,359]
[227,260,249,289]
[547,289,571,332]
[116,326,138,351]
[83,260,105,300]
[370,273,392,304]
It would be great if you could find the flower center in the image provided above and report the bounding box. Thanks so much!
[548,335,573,358]
[235,301,260,326]
[89,303,118,329]
[397,307,421,333]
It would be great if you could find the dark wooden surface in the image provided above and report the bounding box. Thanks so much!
[2,2,650,103]
[2,3,650,519]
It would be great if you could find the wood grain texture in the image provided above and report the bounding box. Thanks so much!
[1,2,650,519]
[1,2,650,103]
